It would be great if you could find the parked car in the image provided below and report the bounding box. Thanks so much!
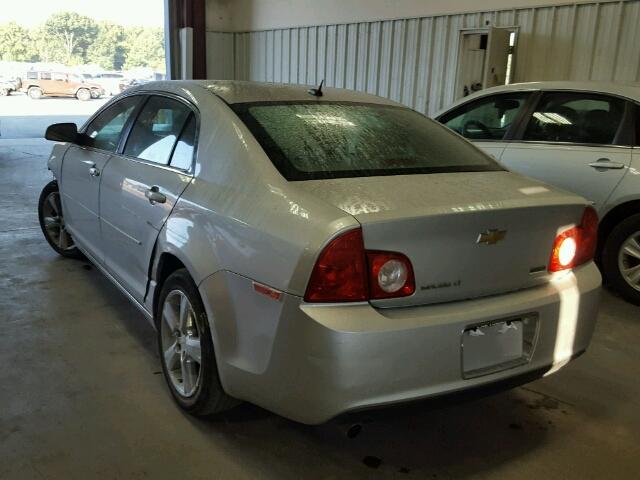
[38,81,600,424]
[0,77,21,96]
[21,71,103,100]
[92,72,126,96]
[437,82,640,305]
[118,77,150,93]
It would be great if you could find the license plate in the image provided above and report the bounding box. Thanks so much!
[462,319,526,378]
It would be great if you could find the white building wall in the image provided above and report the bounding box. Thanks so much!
[206,0,640,115]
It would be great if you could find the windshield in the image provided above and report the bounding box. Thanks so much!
[233,101,502,181]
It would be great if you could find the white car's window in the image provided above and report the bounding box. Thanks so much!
[170,114,196,171]
[40,72,51,80]
[53,73,66,81]
[523,92,625,145]
[85,96,140,152]
[439,93,529,140]
[234,102,502,181]
[124,96,192,165]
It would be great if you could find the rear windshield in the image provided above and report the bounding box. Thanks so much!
[232,101,502,181]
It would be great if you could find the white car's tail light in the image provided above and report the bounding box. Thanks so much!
[548,207,598,272]
[367,252,415,299]
[304,228,415,302]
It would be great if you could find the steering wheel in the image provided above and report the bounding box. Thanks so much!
[462,120,492,138]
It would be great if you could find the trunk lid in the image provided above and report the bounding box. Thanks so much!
[294,171,587,307]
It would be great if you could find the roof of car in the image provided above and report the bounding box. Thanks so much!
[135,80,400,106]
[441,81,640,114]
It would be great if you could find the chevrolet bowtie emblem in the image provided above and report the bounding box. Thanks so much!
[476,229,507,245]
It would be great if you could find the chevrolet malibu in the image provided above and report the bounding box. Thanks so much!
[38,80,601,424]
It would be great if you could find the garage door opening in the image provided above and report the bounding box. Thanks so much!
[0,0,166,139]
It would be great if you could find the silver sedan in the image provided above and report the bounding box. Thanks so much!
[39,80,601,424]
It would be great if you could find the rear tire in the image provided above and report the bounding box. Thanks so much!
[28,87,43,99]
[602,214,640,305]
[38,181,83,259]
[0,88,8,96]
[76,88,91,101]
[157,269,237,416]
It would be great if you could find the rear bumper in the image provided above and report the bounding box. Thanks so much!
[200,263,601,424]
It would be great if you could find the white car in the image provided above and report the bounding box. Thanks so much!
[39,81,601,423]
[437,82,640,305]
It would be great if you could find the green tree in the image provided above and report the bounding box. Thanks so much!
[0,22,34,61]
[42,12,98,64]
[88,22,126,70]
[124,27,165,71]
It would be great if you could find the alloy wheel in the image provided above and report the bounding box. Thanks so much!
[42,191,75,251]
[618,231,640,292]
[160,290,202,397]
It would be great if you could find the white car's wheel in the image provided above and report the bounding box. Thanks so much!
[38,181,83,259]
[602,214,640,305]
[157,269,237,416]
[0,87,9,96]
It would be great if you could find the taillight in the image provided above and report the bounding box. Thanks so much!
[367,252,415,299]
[304,229,368,302]
[548,207,598,272]
[304,228,415,302]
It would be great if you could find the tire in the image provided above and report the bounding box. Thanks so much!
[602,214,640,305]
[157,269,236,416]
[28,87,43,99]
[76,88,91,101]
[0,88,8,96]
[38,181,83,259]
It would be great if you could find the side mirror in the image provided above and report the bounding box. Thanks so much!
[45,123,78,143]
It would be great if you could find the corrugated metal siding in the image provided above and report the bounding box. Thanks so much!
[207,0,640,115]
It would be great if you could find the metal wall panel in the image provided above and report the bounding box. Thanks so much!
[207,0,640,115]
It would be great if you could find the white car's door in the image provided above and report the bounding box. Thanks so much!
[60,95,141,261]
[438,92,532,161]
[499,91,632,212]
[99,95,196,302]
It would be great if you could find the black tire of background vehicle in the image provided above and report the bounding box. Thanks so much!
[28,87,43,99]
[76,88,91,101]
[602,213,640,305]
[38,181,84,259]
[0,88,8,96]
[157,269,238,416]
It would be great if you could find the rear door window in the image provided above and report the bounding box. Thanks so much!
[169,114,197,170]
[438,93,529,140]
[234,102,502,180]
[124,96,192,165]
[522,92,625,145]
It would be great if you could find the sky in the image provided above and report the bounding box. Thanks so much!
[3,0,165,27]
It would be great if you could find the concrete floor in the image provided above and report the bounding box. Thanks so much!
[1,138,639,480]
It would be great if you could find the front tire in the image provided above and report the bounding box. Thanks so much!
[602,214,640,305]
[76,88,91,101]
[0,87,8,96]
[38,181,83,259]
[157,269,236,416]
[28,87,43,99]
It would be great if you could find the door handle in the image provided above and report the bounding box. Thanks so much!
[589,158,625,170]
[145,186,166,204]
[88,166,100,176]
